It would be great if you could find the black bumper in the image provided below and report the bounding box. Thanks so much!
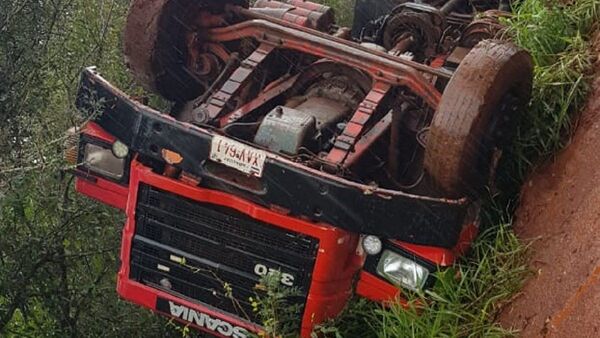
[76,67,469,248]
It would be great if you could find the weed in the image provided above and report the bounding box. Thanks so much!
[500,0,598,189]
[251,272,304,337]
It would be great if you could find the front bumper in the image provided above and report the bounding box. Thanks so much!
[77,67,470,248]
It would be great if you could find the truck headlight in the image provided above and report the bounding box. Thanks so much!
[376,250,429,292]
[83,143,125,180]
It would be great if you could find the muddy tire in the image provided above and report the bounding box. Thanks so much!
[123,0,247,101]
[424,40,533,197]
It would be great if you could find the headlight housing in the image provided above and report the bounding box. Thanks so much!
[376,250,429,292]
[82,142,126,180]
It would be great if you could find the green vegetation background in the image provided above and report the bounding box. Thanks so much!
[0,0,597,337]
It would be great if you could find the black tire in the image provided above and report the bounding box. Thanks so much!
[423,40,533,197]
[123,0,247,102]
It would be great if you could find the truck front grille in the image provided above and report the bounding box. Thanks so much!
[129,184,319,325]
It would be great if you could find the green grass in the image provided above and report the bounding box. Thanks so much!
[502,0,597,185]
[324,0,356,26]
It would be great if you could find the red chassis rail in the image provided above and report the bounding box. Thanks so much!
[74,122,478,337]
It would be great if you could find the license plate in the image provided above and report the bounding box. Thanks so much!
[209,135,267,177]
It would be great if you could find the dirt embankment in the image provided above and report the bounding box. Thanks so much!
[498,50,600,336]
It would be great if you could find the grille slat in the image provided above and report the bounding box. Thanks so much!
[135,219,306,278]
[131,247,259,299]
[138,203,315,266]
[132,242,260,292]
[142,186,316,254]
[129,184,319,326]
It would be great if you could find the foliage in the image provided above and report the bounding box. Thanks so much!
[499,0,599,189]
[250,273,303,337]
[0,0,178,336]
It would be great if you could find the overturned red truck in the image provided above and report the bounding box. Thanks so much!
[68,0,533,336]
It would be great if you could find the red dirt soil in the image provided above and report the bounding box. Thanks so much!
[497,49,600,336]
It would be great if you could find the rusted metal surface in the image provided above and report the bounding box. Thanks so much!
[460,10,509,48]
[226,6,453,79]
[207,18,443,108]
[219,74,298,126]
[382,7,442,59]
[253,0,334,31]
[326,82,392,166]
[119,0,531,194]
[388,103,408,183]
[196,44,275,123]
[115,0,538,200]
[344,112,393,168]
[116,0,530,206]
